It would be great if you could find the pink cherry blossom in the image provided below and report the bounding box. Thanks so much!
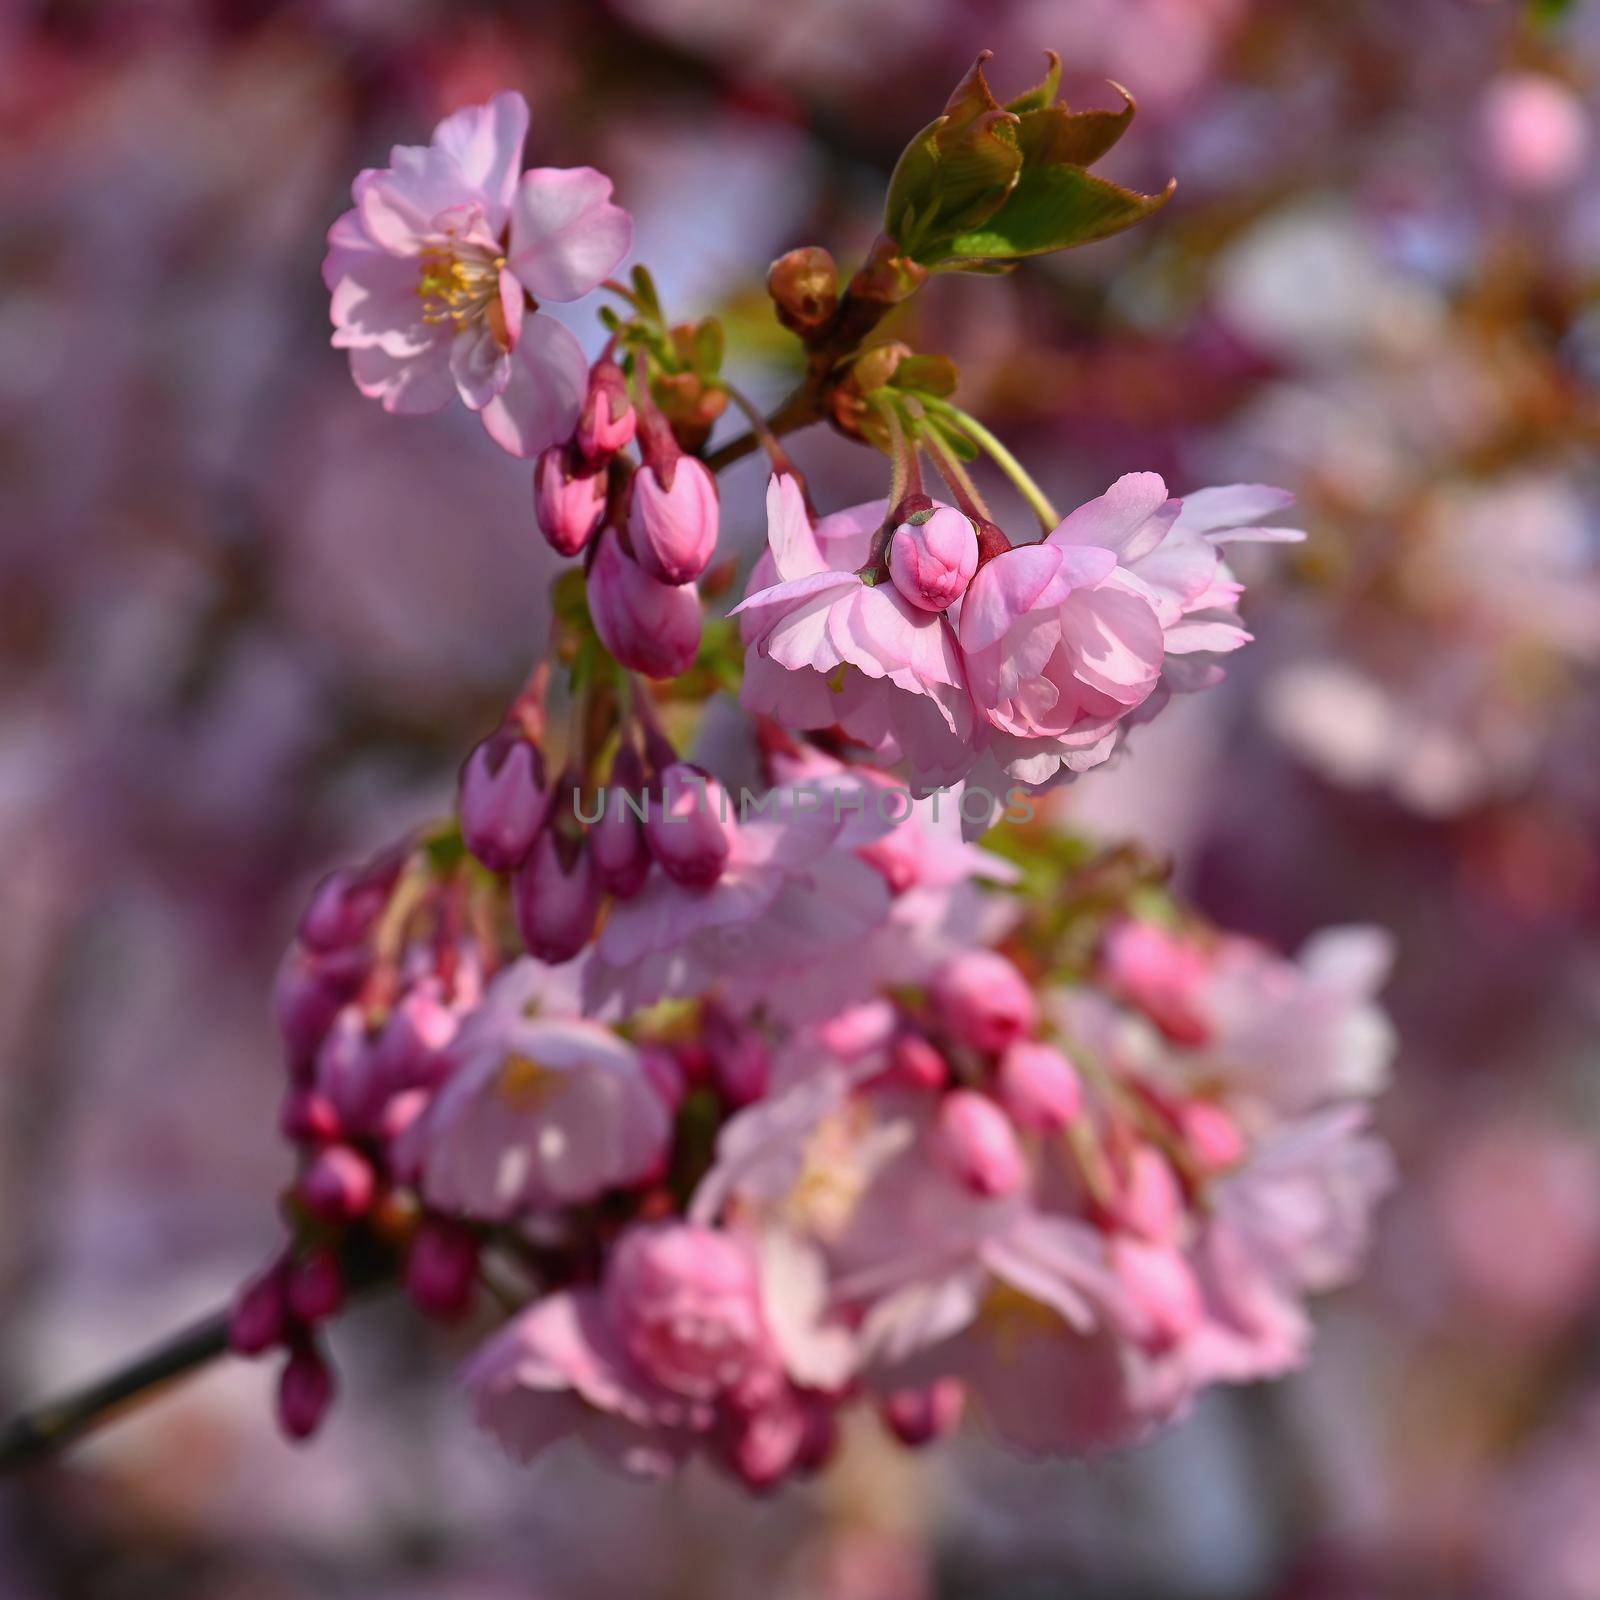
[323,91,632,457]
[735,475,976,791]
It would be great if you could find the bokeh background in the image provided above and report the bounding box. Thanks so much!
[2,1,1599,1595]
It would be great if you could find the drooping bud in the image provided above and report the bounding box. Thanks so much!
[932,949,1038,1054]
[372,981,460,1095]
[997,1040,1082,1133]
[1112,1239,1204,1354]
[459,734,549,874]
[513,829,601,963]
[935,1091,1026,1198]
[1110,1144,1184,1246]
[767,247,839,338]
[279,1086,343,1145]
[590,746,652,898]
[645,763,734,888]
[228,1265,288,1357]
[576,358,637,463]
[588,529,702,680]
[276,1342,334,1442]
[299,1143,376,1223]
[405,1219,480,1319]
[722,1391,809,1493]
[881,1378,966,1447]
[1178,1100,1246,1174]
[889,1032,949,1091]
[285,1247,346,1324]
[534,445,607,557]
[315,1004,385,1132]
[628,455,720,585]
[274,943,368,1081]
[889,505,978,612]
[705,1006,770,1108]
[298,856,399,953]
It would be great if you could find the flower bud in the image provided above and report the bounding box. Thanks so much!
[889,1033,948,1091]
[459,735,549,874]
[997,1040,1082,1133]
[228,1266,287,1357]
[576,359,637,463]
[372,982,460,1095]
[1178,1100,1246,1173]
[588,529,702,680]
[405,1218,480,1319]
[274,943,368,1081]
[881,1378,965,1447]
[889,506,978,612]
[935,1091,1026,1198]
[285,1247,345,1324]
[639,1044,688,1112]
[645,763,734,888]
[298,858,398,953]
[299,1144,376,1223]
[1111,1144,1184,1246]
[1112,1239,1204,1354]
[706,1007,770,1108]
[767,246,839,337]
[276,1343,334,1442]
[534,446,607,558]
[590,775,652,899]
[628,456,720,585]
[932,950,1038,1055]
[722,1391,808,1493]
[315,1004,384,1132]
[816,1000,897,1061]
[279,1086,343,1145]
[513,830,601,963]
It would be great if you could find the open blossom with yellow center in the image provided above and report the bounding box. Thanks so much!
[324,89,631,457]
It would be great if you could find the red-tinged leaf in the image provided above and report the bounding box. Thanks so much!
[1016,83,1139,170]
[1005,50,1063,115]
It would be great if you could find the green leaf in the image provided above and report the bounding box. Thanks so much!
[692,317,724,378]
[889,353,960,398]
[925,411,979,461]
[629,263,663,322]
[1004,50,1062,115]
[1016,85,1137,169]
[942,166,1176,263]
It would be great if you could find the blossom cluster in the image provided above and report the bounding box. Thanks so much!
[228,79,1396,1486]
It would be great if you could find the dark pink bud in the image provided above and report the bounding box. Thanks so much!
[285,1247,345,1324]
[276,1343,334,1442]
[1112,1239,1204,1353]
[588,529,702,680]
[997,1040,1082,1132]
[379,1087,431,1164]
[645,763,734,888]
[932,949,1038,1055]
[1178,1100,1246,1173]
[722,1390,808,1493]
[1111,1144,1184,1246]
[279,1087,343,1144]
[373,982,461,1094]
[228,1265,287,1357]
[534,445,607,558]
[298,859,397,953]
[590,787,651,898]
[274,943,368,1081]
[299,1144,376,1223]
[628,456,719,585]
[315,1004,385,1132]
[513,831,601,963]
[577,359,637,463]
[459,735,549,874]
[889,1033,948,1091]
[889,505,978,613]
[881,1378,966,1446]
[405,1219,480,1319]
[936,1091,1026,1198]
[705,1007,770,1108]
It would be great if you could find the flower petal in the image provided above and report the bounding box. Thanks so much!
[431,90,529,225]
[477,312,588,458]
[508,167,633,303]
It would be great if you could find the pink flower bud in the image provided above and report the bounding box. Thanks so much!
[881,1378,966,1447]
[889,1033,948,1091]
[936,1091,1026,1198]
[1111,1144,1184,1246]
[577,359,637,463]
[816,1000,897,1061]
[373,982,460,1094]
[459,736,549,874]
[932,950,1038,1055]
[645,763,734,888]
[588,529,702,680]
[1112,1239,1204,1354]
[997,1040,1082,1132]
[534,445,607,558]
[1178,1100,1246,1173]
[722,1390,808,1492]
[315,1004,384,1132]
[639,1044,688,1112]
[889,506,978,612]
[706,1007,770,1108]
[513,830,601,963]
[590,787,652,898]
[228,1266,287,1357]
[276,1343,334,1442]
[379,1087,431,1163]
[298,858,397,952]
[274,943,368,1081]
[405,1219,480,1319]
[629,457,720,585]
[285,1247,345,1324]
[299,1144,376,1223]
[279,1087,343,1145]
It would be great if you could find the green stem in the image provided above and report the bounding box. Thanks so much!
[920,396,1060,533]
